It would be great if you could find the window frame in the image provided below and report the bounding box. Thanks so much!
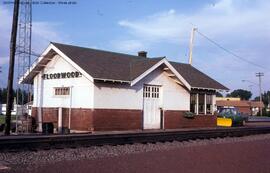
[54,87,70,97]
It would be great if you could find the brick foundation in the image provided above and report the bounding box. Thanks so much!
[93,109,142,131]
[31,107,93,131]
[31,107,141,132]
[31,108,216,132]
[164,110,217,129]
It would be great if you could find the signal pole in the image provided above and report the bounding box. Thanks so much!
[5,0,20,135]
[256,72,264,116]
[188,28,197,65]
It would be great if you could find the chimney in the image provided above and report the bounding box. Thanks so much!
[138,51,147,58]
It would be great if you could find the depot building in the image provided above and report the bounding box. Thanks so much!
[20,42,228,132]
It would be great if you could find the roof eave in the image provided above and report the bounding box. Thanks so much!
[20,43,96,84]
[19,43,57,84]
[130,58,191,90]
[94,78,131,84]
[191,86,229,92]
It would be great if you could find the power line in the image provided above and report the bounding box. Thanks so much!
[195,29,269,71]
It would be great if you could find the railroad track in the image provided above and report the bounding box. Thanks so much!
[0,126,270,152]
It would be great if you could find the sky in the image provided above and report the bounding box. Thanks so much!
[0,0,269,98]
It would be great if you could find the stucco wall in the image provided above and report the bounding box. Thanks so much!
[93,67,190,110]
[33,55,94,109]
[33,55,190,111]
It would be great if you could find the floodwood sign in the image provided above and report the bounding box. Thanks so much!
[42,71,82,80]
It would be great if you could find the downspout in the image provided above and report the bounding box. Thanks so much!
[37,72,43,132]
[68,86,73,130]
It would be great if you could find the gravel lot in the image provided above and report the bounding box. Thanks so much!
[1,134,270,173]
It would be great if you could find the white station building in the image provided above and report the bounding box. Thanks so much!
[20,42,228,132]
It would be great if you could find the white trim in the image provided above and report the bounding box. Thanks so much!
[204,93,207,115]
[131,58,191,90]
[211,94,215,115]
[19,44,55,84]
[196,93,199,115]
[131,59,165,86]
[163,60,191,90]
[50,44,94,82]
[19,43,94,84]
[94,77,131,83]
[191,86,229,91]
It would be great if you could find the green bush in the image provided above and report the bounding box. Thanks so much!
[0,116,16,124]
[257,108,270,117]
[184,111,196,119]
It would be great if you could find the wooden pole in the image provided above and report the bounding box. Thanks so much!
[188,28,197,65]
[5,0,20,135]
[256,72,264,116]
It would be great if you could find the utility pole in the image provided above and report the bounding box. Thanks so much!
[188,27,197,65]
[256,72,264,116]
[5,0,20,135]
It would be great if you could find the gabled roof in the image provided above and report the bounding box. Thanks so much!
[170,62,228,90]
[20,42,228,91]
[52,42,163,82]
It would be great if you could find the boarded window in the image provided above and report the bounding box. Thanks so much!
[54,87,70,96]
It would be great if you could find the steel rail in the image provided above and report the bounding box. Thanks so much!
[0,126,270,152]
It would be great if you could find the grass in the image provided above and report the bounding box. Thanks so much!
[0,115,16,124]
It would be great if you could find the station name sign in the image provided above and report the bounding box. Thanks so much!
[42,71,82,80]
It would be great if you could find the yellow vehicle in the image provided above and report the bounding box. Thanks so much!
[217,117,232,127]
[217,108,247,127]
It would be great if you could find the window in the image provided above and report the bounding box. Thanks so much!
[198,94,205,114]
[206,95,213,114]
[190,94,196,113]
[143,85,160,98]
[190,92,214,115]
[54,87,70,96]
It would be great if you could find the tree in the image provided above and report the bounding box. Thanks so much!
[0,88,2,104]
[0,88,29,104]
[216,92,223,97]
[254,91,270,107]
[226,89,252,100]
[0,88,8,104]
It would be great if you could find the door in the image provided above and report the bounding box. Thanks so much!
[143,85,161,129]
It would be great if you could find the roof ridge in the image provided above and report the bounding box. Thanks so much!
[51,42,147,60]
[169,60,190,65]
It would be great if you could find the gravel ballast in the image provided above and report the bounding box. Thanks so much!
[1,134,270,172]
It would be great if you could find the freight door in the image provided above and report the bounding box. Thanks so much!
[143,85,161,129]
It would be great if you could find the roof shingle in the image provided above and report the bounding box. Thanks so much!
[52,42,228,90]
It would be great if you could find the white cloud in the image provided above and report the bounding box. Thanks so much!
[118,9,188,43]
[32,21,67,53]
[116,0,270,94]
[118,0,270,44]
[111,39,144,52]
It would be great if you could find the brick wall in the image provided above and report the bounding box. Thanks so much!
[93,109,142,131]
[31,108,216,132]
[237,107,251,115]
[164,110,217,129]
[31,107,93,131]
[69,108,93,131]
